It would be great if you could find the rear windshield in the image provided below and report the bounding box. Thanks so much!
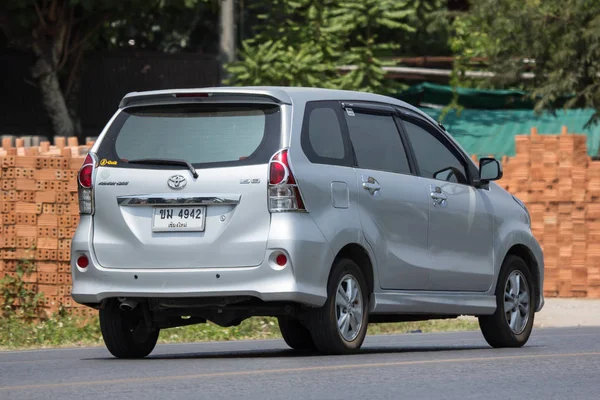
[97,103,281,169]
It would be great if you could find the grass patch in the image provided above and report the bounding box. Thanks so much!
[0,314,479,351]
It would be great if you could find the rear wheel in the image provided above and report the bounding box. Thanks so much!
[308,258,369,355]
[479,255,535,348]
[277,317,316,351]
[99,302,160,359]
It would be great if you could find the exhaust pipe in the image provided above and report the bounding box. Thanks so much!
[118,298,139,312]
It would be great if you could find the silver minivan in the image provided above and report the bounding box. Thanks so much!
[71,86,544,358]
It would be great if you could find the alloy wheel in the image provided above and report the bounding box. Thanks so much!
[503,270,530,334]
[335,274,363,341]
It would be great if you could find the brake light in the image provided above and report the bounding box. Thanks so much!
[269,161,287,185]
[78,153,96,215]
[175,93,210,98]
[79,165,93,188]
[268,149,306,212]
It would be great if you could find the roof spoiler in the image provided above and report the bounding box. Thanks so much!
[119,89,292,109]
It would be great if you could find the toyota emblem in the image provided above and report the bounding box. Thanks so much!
[167,175,187,190]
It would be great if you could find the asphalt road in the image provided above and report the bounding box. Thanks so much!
[1,327,600,400]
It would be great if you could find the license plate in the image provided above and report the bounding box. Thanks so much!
[152,206,206,232]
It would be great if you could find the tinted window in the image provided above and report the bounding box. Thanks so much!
[307,108,345,159]
[402,120,468,184]
[115,109,265,163]
[301,102,351,166]
[345,112,411,174]
[97,104,281,169]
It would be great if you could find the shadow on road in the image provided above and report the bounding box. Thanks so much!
[84,344,501,361]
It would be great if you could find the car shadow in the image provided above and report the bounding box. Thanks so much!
[84,343,524,361]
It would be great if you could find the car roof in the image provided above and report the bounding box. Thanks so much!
[119,86,439,126]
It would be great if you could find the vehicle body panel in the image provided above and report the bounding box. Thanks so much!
[424,178,496,291]
[354,169,431,290]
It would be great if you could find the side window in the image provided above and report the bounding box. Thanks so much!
[402,119,468,184]
[345,111,411,174]
[301,102,350,166]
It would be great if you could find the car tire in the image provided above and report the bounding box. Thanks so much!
[479,255,535,348]
[99,301,160,359]
[308,258,369,355]
[278,317,316,351]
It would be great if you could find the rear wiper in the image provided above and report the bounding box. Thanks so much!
[127,158,198,179]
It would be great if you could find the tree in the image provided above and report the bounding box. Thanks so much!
[401,0,452,57]
[226,0,416,93]
[226,0,346,88]
[333,0,415,93]
[448,0,600,126]
[0,0,207,138]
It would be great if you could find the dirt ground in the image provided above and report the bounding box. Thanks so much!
[533,298,600,328]
[459,298,600,328]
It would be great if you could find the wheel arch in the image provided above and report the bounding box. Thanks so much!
[333,243,375,297]
[504,244,542,310]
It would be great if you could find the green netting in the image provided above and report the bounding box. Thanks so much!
[394,82,536,109]
[419,108,600,158]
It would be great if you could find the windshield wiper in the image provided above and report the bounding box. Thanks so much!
[127,158,198,179]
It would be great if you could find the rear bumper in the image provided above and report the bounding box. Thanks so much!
[71,214,333,308]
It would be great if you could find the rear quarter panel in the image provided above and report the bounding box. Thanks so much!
[286,100,367,285]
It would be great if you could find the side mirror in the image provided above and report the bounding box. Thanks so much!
[478,157,503,183]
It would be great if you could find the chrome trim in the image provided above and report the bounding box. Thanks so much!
[429,184,448,208]
[117,194,241,206]
[361,175,381,196]
[79,151,98,215]
[167,174,187,190]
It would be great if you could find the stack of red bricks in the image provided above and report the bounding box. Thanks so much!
[497,126,600,298]
[3,128,600,317]
[0,137,94,317]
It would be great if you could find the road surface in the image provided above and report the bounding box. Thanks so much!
[1,327,599,400]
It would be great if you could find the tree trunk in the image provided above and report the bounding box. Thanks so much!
[32,56,76,138]
[65,48,84,140]
[30,22,75,139]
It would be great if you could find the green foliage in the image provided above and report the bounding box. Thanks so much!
[0,313,102,349]
[1,261,44,321]
[448,0,600,126]
[400,0,452,57]
[333,0,414,94]
[226,0,417,93]
[226,0,344,87]
[0,313,478,349]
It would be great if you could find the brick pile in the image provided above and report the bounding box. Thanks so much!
[0,137,94,317]
[2,129,600,318]
[498,127,600,298]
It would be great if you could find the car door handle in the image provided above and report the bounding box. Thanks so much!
[430,185,448,207]
[362,176,381,196]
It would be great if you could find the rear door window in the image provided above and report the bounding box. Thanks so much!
[345,111,412,174]
[97,104,281,169]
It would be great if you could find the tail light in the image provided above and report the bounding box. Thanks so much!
[268,149,306,212]
[78,153,96,214]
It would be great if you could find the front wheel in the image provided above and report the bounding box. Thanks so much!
[99,302,160,359]
[308,258,369,355]
[479,255,535,348]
